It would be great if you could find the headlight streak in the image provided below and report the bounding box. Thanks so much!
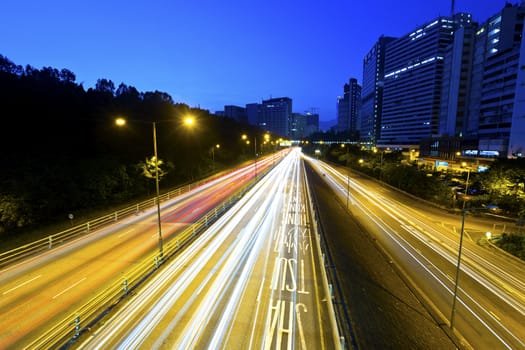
[173,158,293,349]
[291,152,301,350]
[261,151,307,350]
[311,158,525,316]
[247,153,302,350]
[79,150,298,349]
[304,157,523,349]
[206,172,288,349]
[306,156,525,306]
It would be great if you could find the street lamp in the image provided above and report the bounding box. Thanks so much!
[461,162,471,209]
[115,115,195,260]
[242,134,258,177]
[450,204,498,329]
[342,144,351,208]
[211,144,220,169]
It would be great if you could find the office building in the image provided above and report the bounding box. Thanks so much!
[379,14,472,147]
[337,78,361,134]
[246,103,261,126]
[360,36,396,145]
[466,3,525,157]
[260,97,292,137]
[306,111,319,136]
[439,14,477,138]
[223,105,247,124]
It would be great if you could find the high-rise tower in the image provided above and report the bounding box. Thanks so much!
[360,36,396,145]
[379,14,472,147]
[337,78,361,134]
[260,97,292,137]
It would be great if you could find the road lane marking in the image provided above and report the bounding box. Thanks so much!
[489,310,501,321]
[296,303,308,350]
[2,274,42,295]
[52,277,87,299]
[118,229,135,238]
[256,277,265,302]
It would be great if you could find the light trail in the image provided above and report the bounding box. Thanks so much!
[79,148,337,349]
[304,155,525,349]
[0,152,280,349]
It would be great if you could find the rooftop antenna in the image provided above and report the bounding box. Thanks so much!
[451,0,455,16]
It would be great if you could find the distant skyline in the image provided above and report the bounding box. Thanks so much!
[0,1,508,124]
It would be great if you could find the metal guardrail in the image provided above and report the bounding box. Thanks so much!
[0,181,208,269]
[23,166,273,349]
[302,159,358,350]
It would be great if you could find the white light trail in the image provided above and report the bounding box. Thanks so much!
[304,156,524,349]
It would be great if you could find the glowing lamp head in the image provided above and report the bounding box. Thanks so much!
[115,117,126,126]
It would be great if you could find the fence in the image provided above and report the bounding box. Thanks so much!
[23,167,270,349]
[0,180,211,269]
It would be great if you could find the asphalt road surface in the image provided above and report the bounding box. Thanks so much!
[305,161,459,349]
[304,156,524,350]
[77,148,338,349]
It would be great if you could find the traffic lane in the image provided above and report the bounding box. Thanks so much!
[79,152,292,349]
[79,149,337,349]
[315,159,525,320]
[0,157,266,295]
[308,159,525,349]
[0,221,168,348]
[149,153,298,349]
[304,162,458,349]
[203,153,335,349]
[0,163,261,347]
[363,210,524,349]
[348,189,525,347]
[322,162,525,345]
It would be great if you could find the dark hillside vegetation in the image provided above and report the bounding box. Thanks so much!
[0,54,261,237]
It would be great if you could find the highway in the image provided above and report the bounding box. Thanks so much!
[305,156,525,350]
[0,155,277,349]
[78,148,338,349]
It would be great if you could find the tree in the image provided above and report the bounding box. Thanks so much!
[0,194,33,233]
[138,156,173,181]
[95,78,115,96]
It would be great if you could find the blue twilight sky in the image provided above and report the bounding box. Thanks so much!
[0,0,508,124]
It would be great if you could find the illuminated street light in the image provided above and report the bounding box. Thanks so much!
[450,204,499,330]
[211,144,220,169]
[460,162,471,209]
[115,117,126,127]
[116,115,195,260]
[184,116,195,127]
[242,133,258,177]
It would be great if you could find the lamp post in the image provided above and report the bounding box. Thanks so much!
[211,144,220,169]
[242,134,258,177]
[151,121,163,259]
[461,162,471,210]
[115,115,195,260]
[342,144,350,208]
[450,205,498,329]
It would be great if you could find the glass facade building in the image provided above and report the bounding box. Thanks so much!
[466,4,525,157]
[360,36,396,144]
[379,15,471,147]
[260,97,292,137]
[337,78,361,134]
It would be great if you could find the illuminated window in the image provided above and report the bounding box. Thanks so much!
[488,28,501,36]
